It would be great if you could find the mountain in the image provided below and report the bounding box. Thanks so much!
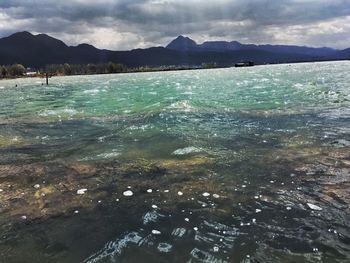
[0,31,68,66]
[250,44,337,57]
[166,35,197,51]
[0,32,348,68]
[166,36,338,57]
[329,48,350,60]
[198,41,243,51]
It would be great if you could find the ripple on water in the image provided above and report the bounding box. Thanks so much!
[83,89,100,94]
[38,108,78,117]
[142,210,165,225]
[84,232,142,263]
[171,228,187,238]
[190,248,226,263]
[96,151,121,159]
[157,243,172,253]
[168,100,194,112]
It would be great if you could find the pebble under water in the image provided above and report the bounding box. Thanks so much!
[0,61,350,262]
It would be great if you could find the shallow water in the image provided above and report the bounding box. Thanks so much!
[0,61,350,262]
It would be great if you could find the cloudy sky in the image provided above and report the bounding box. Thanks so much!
[0,0,349,50]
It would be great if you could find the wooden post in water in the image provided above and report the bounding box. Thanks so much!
[46,72,49,85]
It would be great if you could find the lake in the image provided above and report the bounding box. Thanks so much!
[0,61,350,262]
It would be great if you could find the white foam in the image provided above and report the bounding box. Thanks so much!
[123,190,133,197]
[39,108,78,117]
[152,230,161,235]
[77,188,87,195]
[168,100,194,112]
[96,151,120,159]
[173,147,202,155]
[83,89,99,94]
[307,203,322,211]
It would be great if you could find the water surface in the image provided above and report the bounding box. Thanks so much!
[0,61,350,262]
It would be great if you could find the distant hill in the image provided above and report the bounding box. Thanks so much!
[166,36,338,57]
[0,32,348,68]
[166,35,198,51]
[329,48,350,60]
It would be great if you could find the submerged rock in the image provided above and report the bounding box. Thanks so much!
[331,139,350,147]
[159,156,212,170]
[121,159,166,178]
[34,186,55,199]
[0,135,28,148]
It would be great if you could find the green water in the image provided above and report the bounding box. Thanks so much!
[0,61,350,262]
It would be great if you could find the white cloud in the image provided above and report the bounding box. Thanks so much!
[266,15,350,48]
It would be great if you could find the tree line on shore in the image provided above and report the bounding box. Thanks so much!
[0,62,220,79]
[0,62,129,78]
[0,64,26,78]
[46,62,128,75]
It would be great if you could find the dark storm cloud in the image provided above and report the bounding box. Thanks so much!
[0,0,349,49]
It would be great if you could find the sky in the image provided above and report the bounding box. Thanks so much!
[0,0,349,50]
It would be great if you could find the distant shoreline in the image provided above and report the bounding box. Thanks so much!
[0,59,348,82]
[0,65,215,82]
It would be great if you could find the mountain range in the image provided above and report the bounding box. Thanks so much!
[166,36,338,57]
[0,31,349,68]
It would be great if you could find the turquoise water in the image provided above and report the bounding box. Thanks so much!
[0,61,350,262]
